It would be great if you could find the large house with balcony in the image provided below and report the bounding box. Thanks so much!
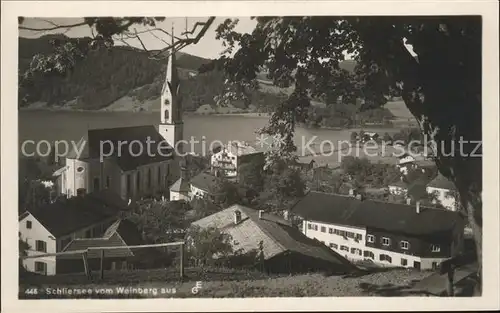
[210,141,264,178]
[18,190,129,275]
[291,191,464,270]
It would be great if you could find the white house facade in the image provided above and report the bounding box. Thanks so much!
[293,191,464,270]
[19,212,57,276]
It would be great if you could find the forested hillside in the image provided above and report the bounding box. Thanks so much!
[18,35,382,119]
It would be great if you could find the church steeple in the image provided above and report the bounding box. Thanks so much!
[159,23,184,153]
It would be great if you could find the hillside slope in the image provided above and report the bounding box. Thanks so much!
[18,35,356,112]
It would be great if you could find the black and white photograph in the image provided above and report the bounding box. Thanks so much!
[1,0,499,311]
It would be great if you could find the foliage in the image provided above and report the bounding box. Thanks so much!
[126,199,192,243]
[340,156,401,188]
[185,225,234,267]
[189,196,223,221]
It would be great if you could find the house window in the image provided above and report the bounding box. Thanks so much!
[35,240,47,252]
[350,247,356,254]
[314,225,318,231]
[334,229,340,235]
[329,243,338,249]
[26,221,32,229]
[320,226,326,233]
[121,261,127,270]
[340,245,349,252]
[367,235,375,243]
[363,250,375,259]
[328,228,333,234]
[380,254,392,263]
[401,258,408,266]
[355,234,363,241]
[307,223,312,230]
[34,261,47,274]
[431,244,441,252]
[346,232,355,239]
[400,241,410,250]
[339,230,346,237]
[381,237,391,246]
[93,177,100,191]
[432,262,439,270]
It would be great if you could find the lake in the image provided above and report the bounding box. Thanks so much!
[18,110,400,166]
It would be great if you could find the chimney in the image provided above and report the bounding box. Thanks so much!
[234,210,242,225]
[406,197,412,205]
[416,201,421,214]
[258,210,264,219]
[283,210,289,221]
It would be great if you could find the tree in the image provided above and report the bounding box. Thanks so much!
[19,16,483,294]
[126,199,191,243]
[184,225,233,267]
[350,131,358,142]
[214,17,482,294]
[383,132,393,143]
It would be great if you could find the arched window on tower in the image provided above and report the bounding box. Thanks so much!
[164,109,170,122]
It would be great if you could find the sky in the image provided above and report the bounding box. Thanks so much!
[19,17,258,59]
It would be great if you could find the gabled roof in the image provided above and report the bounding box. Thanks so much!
[59,219,144,259]
[292,191,461,236]
[87,125,173,171]
[224,140,262,156]
[22,190,129,237]
[192,204,356,269]
[427,173,456,190]
[170,177,190,193]
[189,172,221,193]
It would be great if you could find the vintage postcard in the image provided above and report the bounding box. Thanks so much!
[1,0,499,312]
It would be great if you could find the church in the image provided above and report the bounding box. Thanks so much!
[53,46,184,201]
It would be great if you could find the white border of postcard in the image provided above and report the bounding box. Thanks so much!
[2,0,499,312]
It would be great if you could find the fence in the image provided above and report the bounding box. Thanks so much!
[20,241,185,280]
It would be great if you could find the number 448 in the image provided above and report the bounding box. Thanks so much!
[25,288,38,295]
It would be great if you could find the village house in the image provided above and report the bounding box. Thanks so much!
[57,219,162,274]
[425,174,459,211]
[169,169,222,202]
[190,204,357,274]
[291,191,464,270]
[210,141,264,178]
[18,190,129,275]
[53,43,184,201]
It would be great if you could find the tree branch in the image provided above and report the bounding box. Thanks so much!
[19,21,88,32]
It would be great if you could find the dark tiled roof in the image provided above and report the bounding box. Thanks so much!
[189,172,220,192]
[26,190,128,237]
[427,174,456,190]
[192,204,356,269]
[87,125,173,171]
[292,191,461,236]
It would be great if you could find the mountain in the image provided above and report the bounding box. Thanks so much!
[18,35,354,112]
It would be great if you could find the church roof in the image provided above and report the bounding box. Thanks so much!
[190,172,221,193]
[87,125,174,171]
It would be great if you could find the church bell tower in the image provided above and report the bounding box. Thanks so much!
[159,25,184,155]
